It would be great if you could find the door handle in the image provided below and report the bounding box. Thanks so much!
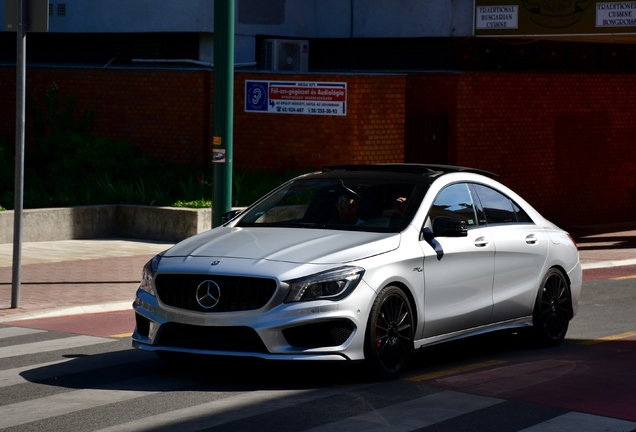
[474,236,489,247]
[526,234,538,245]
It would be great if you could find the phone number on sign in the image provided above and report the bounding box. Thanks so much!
[276,107,305,113]
[274,107,342,114]
[307,108,340,114]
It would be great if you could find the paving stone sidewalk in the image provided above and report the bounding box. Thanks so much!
[0,239,171,322]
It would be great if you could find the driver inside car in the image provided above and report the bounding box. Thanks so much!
[336,195,364,225]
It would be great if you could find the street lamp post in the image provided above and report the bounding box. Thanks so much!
[11,0,27,308]
[4,0,48,308]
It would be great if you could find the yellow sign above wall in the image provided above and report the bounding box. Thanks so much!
[474,0,636,36]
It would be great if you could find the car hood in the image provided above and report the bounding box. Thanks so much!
[164,227,401,264]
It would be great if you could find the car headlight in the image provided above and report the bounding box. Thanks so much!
[284,266,365,303]
[139,254,163,296]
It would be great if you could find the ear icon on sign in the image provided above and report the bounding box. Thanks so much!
[252,88,262,105]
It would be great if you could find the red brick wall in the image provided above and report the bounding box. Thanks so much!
[407,72,636,227]
[233,73,406,172]
[0,68,210,164]
[1,66,634,227]
[406,74,460,163]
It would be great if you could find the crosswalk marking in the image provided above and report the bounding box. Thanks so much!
[0,334,115,359]
[93,387,370,432]
[305,390,504,431]
[0,326,47,339]
[0,348,146,388]
[518,412,636,432]
[2,326,636,432]
[0,359,71,388]
[0,376,189,429]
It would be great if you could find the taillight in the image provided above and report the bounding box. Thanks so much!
[567,233,578,249]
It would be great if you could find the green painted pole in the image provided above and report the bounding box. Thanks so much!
[212,0,234,227]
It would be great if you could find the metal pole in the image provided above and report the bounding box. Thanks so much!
[212,0,234,227]
[12,0,26,308]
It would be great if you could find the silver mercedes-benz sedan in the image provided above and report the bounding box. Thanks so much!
[132,164,582,379]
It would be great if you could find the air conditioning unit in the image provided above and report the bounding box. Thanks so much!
[261,39,309,72]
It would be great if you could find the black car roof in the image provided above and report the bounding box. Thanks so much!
[321,164,498,178]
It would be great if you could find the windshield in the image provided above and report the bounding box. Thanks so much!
[236,174,429,233]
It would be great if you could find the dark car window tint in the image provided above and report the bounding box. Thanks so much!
[237,176,429,233]
[512,201,533,223]
[473,184,518,224]
[429,183,478,226]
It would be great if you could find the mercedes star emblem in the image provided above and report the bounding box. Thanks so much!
[195,280,221,309]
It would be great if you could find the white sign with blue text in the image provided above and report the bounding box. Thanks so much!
[245,80,347,116]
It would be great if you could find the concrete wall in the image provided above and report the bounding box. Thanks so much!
[316,0,474,38]
[1,0,475,64]
[6,0,474,36]
[0,206,211,244]
[28,0,216,33]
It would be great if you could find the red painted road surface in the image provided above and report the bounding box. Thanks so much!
[9,310,136,338]
[422,336,636,422]
[583,264,636,281]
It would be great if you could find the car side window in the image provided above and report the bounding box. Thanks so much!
[512,201,533,223]
[428,183,478,227]
[473,184,532,224]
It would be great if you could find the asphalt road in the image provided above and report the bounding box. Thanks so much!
[0,276,635,431]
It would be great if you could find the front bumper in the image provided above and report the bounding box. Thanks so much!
[131,281,375,362]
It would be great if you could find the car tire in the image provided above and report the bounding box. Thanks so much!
[364,286,415,380]
[532,268,571,347]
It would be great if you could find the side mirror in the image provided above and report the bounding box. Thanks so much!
[222,210,242,224]
[432,217,467,237]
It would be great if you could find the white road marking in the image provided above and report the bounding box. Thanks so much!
[0,376,188,429]
[305,390,503,431]
[93,385,374,432]
[518,411,636,432]
[0,326,47,339]
[0,334,115,359]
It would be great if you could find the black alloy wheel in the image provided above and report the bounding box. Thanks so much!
[533,268,571,347]
[364,286,415,380]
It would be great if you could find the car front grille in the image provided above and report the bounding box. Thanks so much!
[157,322,269,353]
[155,274,277,312]
[283,319,355,348]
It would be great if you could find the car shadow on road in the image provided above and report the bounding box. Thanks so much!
[17,329,545,393]
[16,332,636,427]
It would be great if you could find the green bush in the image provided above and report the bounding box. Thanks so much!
[0,83,304,210]
[172,199,212,208]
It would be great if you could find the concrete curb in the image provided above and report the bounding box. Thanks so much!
[581,258,636,270]
[0,301,132,323]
